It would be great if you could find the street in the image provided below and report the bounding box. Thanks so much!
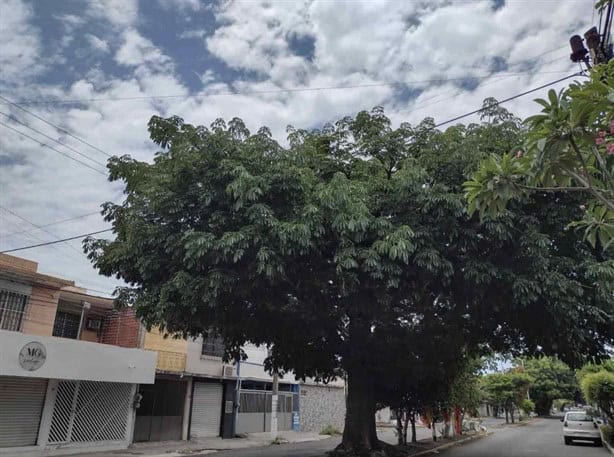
[440,417,607,457]
[210,418,608,457]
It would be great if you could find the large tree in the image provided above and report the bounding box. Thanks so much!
[518,357,577,416]
[86,106,613,455]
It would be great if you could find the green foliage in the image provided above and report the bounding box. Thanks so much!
[465,61,614,250]
[577,359,614,383]
[85,105,614,451]
[552,398,574,412]
[601,424,614,447]
[481,370,533,413]
[520,399,535,417]
[519,357,577,416]
[580,370,614,421]
[320,425,342,436]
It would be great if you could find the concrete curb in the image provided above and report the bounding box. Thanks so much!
[411,432,491,456]
[601,429,614,455]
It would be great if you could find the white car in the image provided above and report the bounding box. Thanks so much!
[561,411,602,446]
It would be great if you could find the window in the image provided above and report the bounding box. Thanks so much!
[201,335,225,358]
[53,311,81,339]
[0,289,28,331]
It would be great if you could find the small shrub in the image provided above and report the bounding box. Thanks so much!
[270,436,286,445]
[601,424,614,447]
[320,425,342,436]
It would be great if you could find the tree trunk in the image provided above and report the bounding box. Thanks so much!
[505,408,509,424]
[534,398,553,416]
[510,408,515,424]
[410,414,417,444]
[432,420,437,442]
[403,412,409,445]
[395,411,404,445]
[337,369,379,453]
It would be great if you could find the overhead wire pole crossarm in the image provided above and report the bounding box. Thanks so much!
[0,228,113,254]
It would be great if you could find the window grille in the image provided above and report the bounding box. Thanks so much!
[201,335,225,358]
[0,289,28,331]
[52,311,81,339]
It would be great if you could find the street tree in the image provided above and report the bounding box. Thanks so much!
[481,370,533,423]
[465,61,614,249]
[518,357,577,416]
[86,106,614,455]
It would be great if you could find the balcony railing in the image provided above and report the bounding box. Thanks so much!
[156,350,187,372]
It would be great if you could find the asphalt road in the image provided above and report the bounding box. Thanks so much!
[440,417,607,457]
[211,418,608,457]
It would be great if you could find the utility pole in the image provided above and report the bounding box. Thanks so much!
[270,371,279,439]
[569,0,613,69]
[232,359,241,437]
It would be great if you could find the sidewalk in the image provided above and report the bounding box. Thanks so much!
[64,431,332,457]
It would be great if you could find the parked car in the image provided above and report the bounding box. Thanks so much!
[561,411,602,446]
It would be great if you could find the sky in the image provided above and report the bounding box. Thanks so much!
[0,0,597,297]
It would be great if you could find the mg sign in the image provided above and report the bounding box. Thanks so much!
[19,341,47,371]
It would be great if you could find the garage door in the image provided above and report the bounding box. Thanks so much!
[0,377,47,447]
[190,382,223,438]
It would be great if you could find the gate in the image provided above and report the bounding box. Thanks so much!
[47,380,133,444]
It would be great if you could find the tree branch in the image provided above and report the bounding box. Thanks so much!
[518,184,589,193]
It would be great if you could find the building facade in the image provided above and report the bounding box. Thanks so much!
[0,254,157,457]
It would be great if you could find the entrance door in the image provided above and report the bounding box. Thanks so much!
[190,382,223,438]
[134,379,186,442]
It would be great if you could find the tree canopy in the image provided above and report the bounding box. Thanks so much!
[465,61,614,249]
[86,103,614,455]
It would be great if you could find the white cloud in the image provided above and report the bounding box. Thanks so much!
[0,0,42,86]
[86,0,139,28]
[158,0,204,11]
[0,0,596,291]
[115,29,173,72]
[85,34,110,53]
[179,29,207,40]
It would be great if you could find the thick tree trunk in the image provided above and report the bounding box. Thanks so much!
[534,398,553,416]
[410,415,417,444]
[505,408,509,424]
[337,369,379,453]
[432,420,437,442]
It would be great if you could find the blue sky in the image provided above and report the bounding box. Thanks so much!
[0,0,595,294]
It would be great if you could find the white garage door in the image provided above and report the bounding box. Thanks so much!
[0,377,47,447]
[190,382,223,438]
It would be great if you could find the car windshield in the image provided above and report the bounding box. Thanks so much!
[566,412,593,421]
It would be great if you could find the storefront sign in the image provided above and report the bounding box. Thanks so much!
[19,341,47,371]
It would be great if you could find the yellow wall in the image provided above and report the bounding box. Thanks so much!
[144,327,188,372]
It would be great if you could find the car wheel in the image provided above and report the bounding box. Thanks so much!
[564,437,571,445]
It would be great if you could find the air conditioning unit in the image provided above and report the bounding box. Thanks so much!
[86,317,102,331]
[222,366,235,378]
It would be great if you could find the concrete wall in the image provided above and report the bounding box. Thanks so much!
[185,336,224,377]
[21,285,60,337]
[299,383,346,433]
[0,329,156,384]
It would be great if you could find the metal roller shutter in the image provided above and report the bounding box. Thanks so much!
[190,382,223,438]
[0,377,47,447]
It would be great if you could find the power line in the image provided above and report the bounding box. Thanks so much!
[0,70,577,106]
[0,228,113,254]
[433,72,582,128]
[1,211,100,239]
[0,94,113,158]
[0,121,107,175]
[0,111,107,167]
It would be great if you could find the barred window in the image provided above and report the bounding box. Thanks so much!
[0,289,28,331]
[201,335,225,358]
[53,311,81,339]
